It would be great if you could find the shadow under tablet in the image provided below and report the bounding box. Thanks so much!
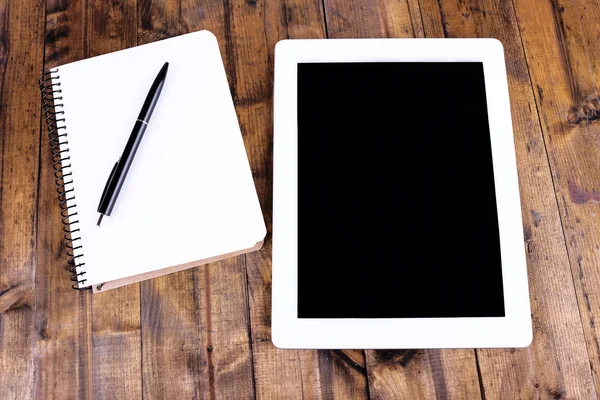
[297,62,505,319]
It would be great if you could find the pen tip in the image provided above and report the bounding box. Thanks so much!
[97,214,103,226]
[159,62,169,77]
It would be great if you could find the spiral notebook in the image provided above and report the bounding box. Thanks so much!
[38,30,266,292]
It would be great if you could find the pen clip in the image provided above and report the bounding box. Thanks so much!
[98,159,119,212]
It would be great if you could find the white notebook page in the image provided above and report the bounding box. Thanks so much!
[51,30,266,287]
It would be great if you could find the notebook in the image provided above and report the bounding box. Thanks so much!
[38,30,266,293]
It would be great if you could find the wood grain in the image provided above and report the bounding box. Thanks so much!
[366,350,481,399]
[321,1,482,398]
[0,1,45,398]
[406,0,425,38]
[35,0,93,398]
[418,0,598,397]
[510,0,600,395]
[562,0,600,390]
[574,0,600,94]
[85,1,143,398]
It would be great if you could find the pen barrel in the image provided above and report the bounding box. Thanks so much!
[98,120,147,216]
[138,66,167,122]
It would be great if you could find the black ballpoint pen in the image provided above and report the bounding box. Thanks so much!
[97,62,169,226]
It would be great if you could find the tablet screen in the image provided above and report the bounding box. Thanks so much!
[297,62,505,318]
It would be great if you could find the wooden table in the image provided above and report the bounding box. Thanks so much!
[1,0,599,398]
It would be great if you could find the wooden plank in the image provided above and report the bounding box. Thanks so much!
[137,1,255,398]
[406,0,425,38]
[418,0,598,397]
[564,0,600,388]
[34,0,93,398]
[321,1,482,398]
[324,0,415,38]
[84,1,143,398]
[0,1,45,399]
[140,259,256,399]
[196,258,256,399]
[509,0,600,395]
[366,350,481,399]
[234,0,369,398]
[574,0,600,93]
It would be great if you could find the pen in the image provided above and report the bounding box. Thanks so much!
[96,61,169,226]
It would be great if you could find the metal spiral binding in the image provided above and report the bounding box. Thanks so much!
[38,69,88,290]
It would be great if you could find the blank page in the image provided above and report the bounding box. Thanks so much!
[52,31,266,287]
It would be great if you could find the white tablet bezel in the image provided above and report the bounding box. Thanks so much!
[272,38,532,349]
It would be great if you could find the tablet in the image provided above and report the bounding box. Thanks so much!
[272,38,532,349]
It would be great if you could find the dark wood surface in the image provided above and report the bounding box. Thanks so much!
[1,0,600,398]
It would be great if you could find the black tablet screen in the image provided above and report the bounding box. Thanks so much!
[297,62,505,318]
